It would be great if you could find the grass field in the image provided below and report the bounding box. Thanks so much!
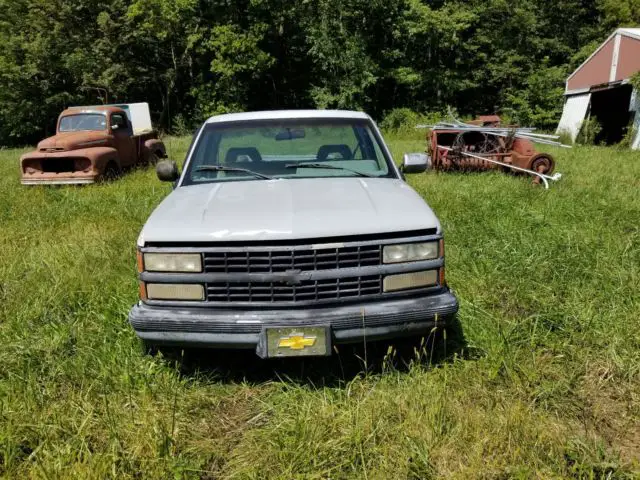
[0,133,639,479]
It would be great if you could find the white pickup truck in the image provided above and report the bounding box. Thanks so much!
[129,110,458,358]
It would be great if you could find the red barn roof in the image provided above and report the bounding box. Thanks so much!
[566,28,640,94]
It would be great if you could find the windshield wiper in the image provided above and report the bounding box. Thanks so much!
[195,165,272,180]
[285,163,374,178]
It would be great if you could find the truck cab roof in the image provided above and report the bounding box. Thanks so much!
[60,106,124,117]
[205,110,371,124]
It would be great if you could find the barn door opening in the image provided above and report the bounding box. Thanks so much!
[589,84,634,145]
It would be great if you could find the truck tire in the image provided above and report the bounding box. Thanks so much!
[148,152,160,166]
[102,162,121,182]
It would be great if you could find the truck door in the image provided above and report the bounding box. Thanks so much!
[110,112,136,167]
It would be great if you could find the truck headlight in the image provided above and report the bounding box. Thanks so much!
[383,242,439,263]
[146,283,205,301]
[383,271,438,292]
[143,253,202,272]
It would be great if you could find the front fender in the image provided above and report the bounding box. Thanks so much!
[87,146,121,172]
[19,146,119,184]
[144,139,167,160]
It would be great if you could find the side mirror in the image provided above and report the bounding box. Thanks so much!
[401,153,431,174]
[156,160,180,182]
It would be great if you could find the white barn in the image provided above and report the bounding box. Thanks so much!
[557,28,640,148]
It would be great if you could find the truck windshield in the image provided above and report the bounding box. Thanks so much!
[182,119,395,185]
[59,114,107,132]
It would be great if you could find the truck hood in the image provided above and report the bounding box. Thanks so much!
[138,178,440,245]
[37,131,111,152]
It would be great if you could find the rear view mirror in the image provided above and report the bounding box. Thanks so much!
[401,153,431,174]
[156,160,180,182]
[275,128,306,141]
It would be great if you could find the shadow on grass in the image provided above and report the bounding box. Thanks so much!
[159,316,471,387]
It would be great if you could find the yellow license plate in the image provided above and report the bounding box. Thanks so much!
[265,327,329,358]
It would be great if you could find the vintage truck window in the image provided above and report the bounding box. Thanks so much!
[183,120,393,185]
[111,113,128,130]
[59,114,107,132]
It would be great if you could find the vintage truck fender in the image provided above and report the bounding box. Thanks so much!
[19,146,120,184]
[143,139,167,163]
[82,146,121,173]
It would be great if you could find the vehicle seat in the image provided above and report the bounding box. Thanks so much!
[225,147,263,165]
[317,144,353,162]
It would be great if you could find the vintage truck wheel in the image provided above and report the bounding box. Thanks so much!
[145,152,160,166]
[101,162,121,182]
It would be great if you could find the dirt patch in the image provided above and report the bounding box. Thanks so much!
[577,360,640,464]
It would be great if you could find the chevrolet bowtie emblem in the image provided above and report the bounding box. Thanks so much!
[278,334,317,350]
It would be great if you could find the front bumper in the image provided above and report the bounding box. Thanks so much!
[21,175,97,185]
[129,290,459,356]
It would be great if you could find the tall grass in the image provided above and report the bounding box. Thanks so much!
[0,134,638,478]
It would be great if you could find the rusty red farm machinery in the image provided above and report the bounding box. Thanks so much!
[417,115,567,188]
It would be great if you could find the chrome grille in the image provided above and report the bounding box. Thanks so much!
[203,245,381,273]
[206,275,382,303]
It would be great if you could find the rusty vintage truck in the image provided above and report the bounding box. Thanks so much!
[20,102,166,185]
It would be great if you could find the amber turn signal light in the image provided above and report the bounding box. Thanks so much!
[137,250,144,273]
[139,281,147,301]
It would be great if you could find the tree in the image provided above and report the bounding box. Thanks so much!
[0,0,622,146]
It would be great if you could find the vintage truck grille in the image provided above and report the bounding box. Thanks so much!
[206,275,382,303]
[39,147,66,152]
[204,245,381,273]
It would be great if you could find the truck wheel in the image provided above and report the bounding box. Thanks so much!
[102,162,120,182]
[148,152,160,166]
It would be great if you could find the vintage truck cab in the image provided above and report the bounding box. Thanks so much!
[20,103,165,185]
[129,110,458,358]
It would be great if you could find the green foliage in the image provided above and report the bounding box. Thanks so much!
[380,109,422,132]
[630,72,640,91]
[596,0,640,30]
[502,61,568,130]
[0,0,634,146]
[617,123,638,149]
[194,23,275,117]
[170,114,192,137]
[577,117,604,145]
[556,129,574,146]
[380,108,451,135]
